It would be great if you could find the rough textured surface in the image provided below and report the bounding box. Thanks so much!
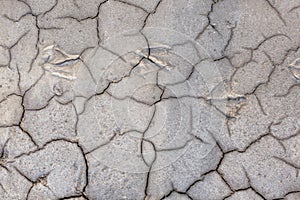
[0,0,300,199]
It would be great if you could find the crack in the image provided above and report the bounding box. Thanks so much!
[79,49,149,109]
[279,129,300,141]
[29,14,40,73]
[16,64,22,94]
[283,190,300,198]
[140,31,151,58]
[161,191,191,200]
[13,166,34,199]
[14,166,56,200]
[60,194,89,200]
[252,34,290,51]
[184,178,204,194]
[274,84,300,97]
[0,93,22,104]
[84,133,117,155]
[243,167,267,200]
[222,21,237,54]
[141,105,157,165]
[158,94,240,123]
[25,94,56,112]
[223,187,254,200]
[42,0,58,17]
[156,139,193,152]
[114,0,148,13]
[162,60,199,87]
[99,45,126,63]
[0,31,29,70]
[217,171,235,194]
[74,141,90,198]
[161,181,194,200]
[13,0,64,74]
[57,0,108,46]
[159,117,279,199]
[195,0,221,40]
[264,0,286,26]
[0,182,7,194]
[141,106,158,200]
[273,156,300,177]
[0,138,11,173]
[105,86,161,107]
[288,5,300,13]
[254,94,267,115]
[18,70,45,128]
[279,45,300,66]
[70,102,80,137]
[141,0,163,31]
[227,122,287,153]
[241,51,277,96]
[188,107,210,144]
[18,125,39,148]
[228,34,289,89]
[13,138,89,197]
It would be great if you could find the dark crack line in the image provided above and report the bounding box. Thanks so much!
[0,31,29,70]
[184,178,204,194]
[283,190,300,198]
[60,194,89,200]
[0,139,11,172]
[254,94,267,115]
[85,133,117,155]
[42,0,58,16]
[14,166,56,200]
[156,139,193,152]
[278,45,300,67]
[70,102,80,138]
[141,138,157,167]
[195,0,221,40]
[0,182,7,194]
[106,82,163,107]
[264,0,286,26]
[226,122,287,153]
[229,34,289,89]
[115,0,148,13]
[222,21,237,55]
[11,1,63,74]
[243,167,267,200]
[141,105,157,165]
[188,107,210,144]
[13,138,89,198]
[241,51,277,97]
[217,171,235,194]
[74,141,90,197]
[273,156,300,177]
[252,33,291,51]
[57,0,108,45]
[140,31,151,58]
[289,5,300,13]
[25,184,34,200]
[17,125,39,147]
[13,165,34,186]
[15,64,22,94]
[25,94,56,112]
[18,70,45,128]
[274,83,300,97]
[141,0,163,31]
[141,106,158,200]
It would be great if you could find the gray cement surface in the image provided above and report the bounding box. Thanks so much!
[0,0,300,199]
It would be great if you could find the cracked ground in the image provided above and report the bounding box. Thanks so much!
[0,0,300,199]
